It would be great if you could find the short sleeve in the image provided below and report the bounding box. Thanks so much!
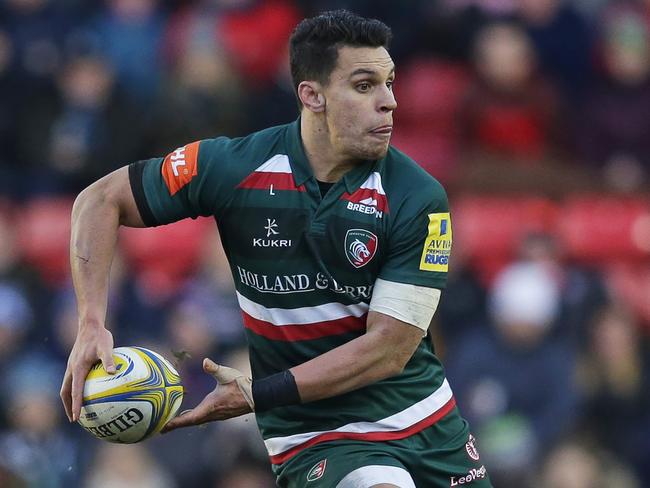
[128,138,232,226]
[378,179,451,289]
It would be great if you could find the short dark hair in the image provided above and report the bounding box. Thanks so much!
[289,10,392,106]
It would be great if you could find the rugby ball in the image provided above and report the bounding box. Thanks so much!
[78,346,184,443]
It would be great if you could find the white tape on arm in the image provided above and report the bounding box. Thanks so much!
[369,278,441,335]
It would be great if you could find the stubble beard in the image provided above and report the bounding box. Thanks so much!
[363,140,390,161]
[349,136,391,162]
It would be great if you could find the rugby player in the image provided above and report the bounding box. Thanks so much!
[61,10,491,487]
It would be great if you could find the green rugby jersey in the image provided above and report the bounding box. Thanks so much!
[129,119,457,465]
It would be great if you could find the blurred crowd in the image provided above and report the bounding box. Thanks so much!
[1,0,650,487]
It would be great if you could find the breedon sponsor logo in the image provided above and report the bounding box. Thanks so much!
[341,172,389,219]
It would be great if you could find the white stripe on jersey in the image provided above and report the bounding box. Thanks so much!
[236,291,369,326]
[358,172,387,195]
[336,465,416,488]
[254,154,292,173]
[264,379,453,456]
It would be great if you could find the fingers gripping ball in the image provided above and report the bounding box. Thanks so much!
[78,347,184,443]
[204,358,255,410]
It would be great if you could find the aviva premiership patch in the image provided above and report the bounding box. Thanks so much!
[419,212,452,272]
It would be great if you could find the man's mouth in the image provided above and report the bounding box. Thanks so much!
[369,125,393,135]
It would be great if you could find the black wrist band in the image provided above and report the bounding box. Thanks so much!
[252,370,301,412]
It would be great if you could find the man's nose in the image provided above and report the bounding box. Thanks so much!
[379,85,397,112]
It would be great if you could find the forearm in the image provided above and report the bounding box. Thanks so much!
[290,338,396,403]
[290,312,422,403]
[70,167,143,328]
[70,186,120,327]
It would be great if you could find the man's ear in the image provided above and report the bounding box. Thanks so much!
[297,81,326,113]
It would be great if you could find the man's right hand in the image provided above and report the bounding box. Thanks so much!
[60,325,116,422]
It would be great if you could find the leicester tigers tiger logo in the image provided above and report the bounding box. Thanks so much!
[350,239,371,261]
[344,229,378,268]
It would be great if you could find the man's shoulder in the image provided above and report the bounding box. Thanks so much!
[198,122,291,162]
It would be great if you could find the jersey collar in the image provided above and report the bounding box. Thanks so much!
[285,118,381,194]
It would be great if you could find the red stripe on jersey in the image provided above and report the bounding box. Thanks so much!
[242,312,367,341]
[236,172,306,191]
[341,188,389,213]
[269,397,457,465]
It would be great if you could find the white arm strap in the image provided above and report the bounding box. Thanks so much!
[369,278,441,336]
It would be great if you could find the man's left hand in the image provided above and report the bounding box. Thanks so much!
[161,358,254,433]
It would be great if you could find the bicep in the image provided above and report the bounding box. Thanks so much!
[87,166,145,228]
[380,182,451,290]
[129,139,235,225]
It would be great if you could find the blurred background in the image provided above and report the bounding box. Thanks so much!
[1,0,650,487]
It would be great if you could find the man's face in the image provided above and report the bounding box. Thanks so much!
[321,46,397,161]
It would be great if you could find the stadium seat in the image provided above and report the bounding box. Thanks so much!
[390,132,458,182]
[393,58,469,126]
[17,197,74,286]
[557,196,650,264]
[451,196,559,283]
[119,217,213,298]
[392,58,469,181]
[219,0,301,86]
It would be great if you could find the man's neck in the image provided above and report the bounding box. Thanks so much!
[300,114,357,183]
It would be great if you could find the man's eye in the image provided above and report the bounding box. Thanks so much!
[357,82,371,92]
[386,81,394,90]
